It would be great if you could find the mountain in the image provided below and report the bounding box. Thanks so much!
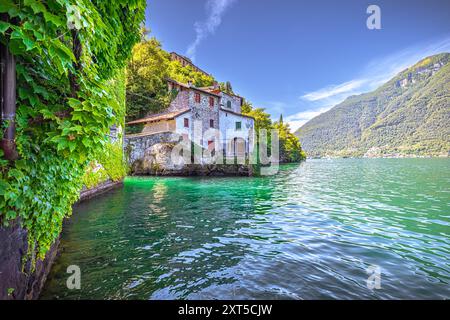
[295,53,450,158]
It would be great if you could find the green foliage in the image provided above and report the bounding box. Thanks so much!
[274,121,307,162]
[168,60,215,88]
[0,0,145,259]
[219,81,234,95]
[125,34,216,129]
[82,143,128,189]
[296,53,450,158]
[242,101,306,163]
[126,37,172,122]
[7,288,14,296]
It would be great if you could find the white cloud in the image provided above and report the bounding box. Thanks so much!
[301,79,367,102]
[187,0,237,60]
[285,106,333,132]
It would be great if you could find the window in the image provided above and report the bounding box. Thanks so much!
[227,101,232,109]
[210,119,214,128]
[184,118,189,128]
[209,97,215,107]
[236,121,242,130]
[195,93,201,103]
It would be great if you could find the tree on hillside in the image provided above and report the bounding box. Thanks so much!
[168,61,215,87]
[126,36,172,122]
[243,101,306,162]
[274,121,306,162]
[219,81,234,94]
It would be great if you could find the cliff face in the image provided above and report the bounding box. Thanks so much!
[296,53,450,158]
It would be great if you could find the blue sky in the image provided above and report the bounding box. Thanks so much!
[145,0,450,130]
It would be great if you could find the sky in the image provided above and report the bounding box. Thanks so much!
[145,0,450,131]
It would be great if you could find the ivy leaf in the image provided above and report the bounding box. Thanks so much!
[0,180,10,196]
[0,21,11,34]
[6,210,16,220]
[10,29,36,51]
[43,11,65,27]
[24,0,47,14]
[0,0,15,13]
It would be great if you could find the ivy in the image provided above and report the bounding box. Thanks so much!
[0,1,145,260]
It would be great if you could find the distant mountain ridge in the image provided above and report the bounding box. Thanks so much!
[295,53,450,158]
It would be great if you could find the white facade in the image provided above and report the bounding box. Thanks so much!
[175,111,192,141]
[219,110,254,156]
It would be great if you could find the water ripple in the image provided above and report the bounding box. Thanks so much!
[41,159,450,300]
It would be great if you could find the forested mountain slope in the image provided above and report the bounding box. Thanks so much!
[296,53,450,158]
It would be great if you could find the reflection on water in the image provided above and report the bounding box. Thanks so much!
[41,159,450,299]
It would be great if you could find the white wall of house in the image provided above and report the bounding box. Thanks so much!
[175,111,192,140]
[219,110,254,155]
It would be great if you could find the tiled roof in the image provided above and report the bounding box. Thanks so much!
[220,108,255,119]
[199,86,245,100]
[127,109,190,125]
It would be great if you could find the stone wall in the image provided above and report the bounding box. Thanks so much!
[124,131,182,165]
[0,220,59,300]
[220,92,242,114]
[189,90,220,147]
[166,86,190,113]
[124,132,252,176]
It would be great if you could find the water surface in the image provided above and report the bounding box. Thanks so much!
[41,159,450,299]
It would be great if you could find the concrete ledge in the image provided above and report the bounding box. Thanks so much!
[78,180,123,202]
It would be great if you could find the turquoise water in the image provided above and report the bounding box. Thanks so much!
[41,159,450,299]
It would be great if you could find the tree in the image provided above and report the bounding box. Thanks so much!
[219,81,234,94]
[126,37,172,123]
[243,101,306,163]
[168,60,215,87]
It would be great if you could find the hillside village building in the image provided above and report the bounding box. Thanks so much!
[127,74,255,158]
[170,52,210,77]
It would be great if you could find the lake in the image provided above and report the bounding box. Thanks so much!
[41,159,450,299]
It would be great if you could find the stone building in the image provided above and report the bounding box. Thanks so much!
[127,78,255,158]
[170,52,210,77]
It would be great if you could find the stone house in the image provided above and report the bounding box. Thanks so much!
[127,78,255,158]
[170,52,210,77]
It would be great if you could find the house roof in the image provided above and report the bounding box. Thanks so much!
[126,108,190,125]
[220,108,255,120]
[167,78,221,97]
[199,86,245,100]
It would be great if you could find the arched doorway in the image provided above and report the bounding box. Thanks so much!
[229,137,246,157]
